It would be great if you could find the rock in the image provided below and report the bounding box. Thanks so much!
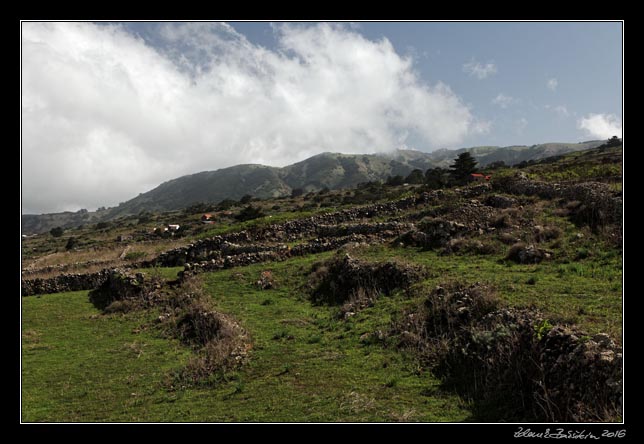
[484,194,518,209]
[256,270,275,290]
[507,243,548,264]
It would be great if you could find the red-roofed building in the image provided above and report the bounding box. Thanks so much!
[201,214,214,224]
[470,173,492,182]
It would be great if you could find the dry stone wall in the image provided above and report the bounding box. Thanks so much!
[495,175,622,225]
[22,269,112,296]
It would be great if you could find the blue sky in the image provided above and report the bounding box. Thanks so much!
[22,21,622,213]
[226,21,622,147]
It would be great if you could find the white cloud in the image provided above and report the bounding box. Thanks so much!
[463,58,497,79]
[516,117,528,134]
[545,104,569,118]
[547,78,558,91]
[554,105,569,118]
[472,119,492,135]
[577,113,622,139]
[491,93,516,109]
[22,22,482,214]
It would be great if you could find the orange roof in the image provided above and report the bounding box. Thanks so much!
[471,173,484,177]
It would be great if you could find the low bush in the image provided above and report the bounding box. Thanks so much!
[395,282,622,422]
[308,254,423,307]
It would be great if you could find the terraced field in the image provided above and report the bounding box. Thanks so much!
[21,149,623,422]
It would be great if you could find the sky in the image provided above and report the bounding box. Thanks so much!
[21,21,623,214]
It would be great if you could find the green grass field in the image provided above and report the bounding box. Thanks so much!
[22,254,472,422]
[22,237,621,422]
[21,145,623,422]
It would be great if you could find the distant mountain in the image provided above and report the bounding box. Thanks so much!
[424,140,605,168]
[21,140,606,234]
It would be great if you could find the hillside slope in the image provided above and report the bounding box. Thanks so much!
[22,140,606,234]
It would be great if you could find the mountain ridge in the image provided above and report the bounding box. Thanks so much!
[22,140,605,234]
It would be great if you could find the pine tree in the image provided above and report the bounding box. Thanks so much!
[450,152,478,183]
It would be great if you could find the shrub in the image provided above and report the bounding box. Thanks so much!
[239,194,253,204]
[490,214,509,228]
[385,175,405,186]
[498,232,520,245]
[291,188,304,198]
[217,198,237,211]
[235,205,265,222]
[421,283,500,339]
[50,227,64,237]
[445,238,498,255]
[308,254,423,306]
[65,236,78,251]
[575,247,590,260]
[175,300,228,346]
[396,282,622,421]
[534,226,562,242]
[124,251,146,261]
[104,299,137,314]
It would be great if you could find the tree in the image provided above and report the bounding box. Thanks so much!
[450,152,478,183]
[217,198,237,211]
[487,160,506,170]
[515,160,529,169]
[405,169,425,185]
[65,236,78,251]
[50,227,64,237]
[606,136,621,147]
[385,175,405,186]
[291,188,304,198]
[240,194,253,204]
[235,205,265,222]
[425,167,449,189]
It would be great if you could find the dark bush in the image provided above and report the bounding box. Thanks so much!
[239,194,253,204]
[291,188,304,198]
[385,175,405,186]
[50,226,64,237]
[445,238,498,255]
[217,198,237,211]
[65,236,78,251]
[235,205,265,222]
[498,232,520,245]
[308,254,423,307]
[396,282,622,421]
[405,169,425,185]
[175,300,227,346]
[534,226,562,242]
[506,242,548,264]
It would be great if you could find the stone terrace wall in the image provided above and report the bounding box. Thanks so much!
[22,269,112,296]
[495,175,622,225]
[180,234,377,277]
[152,196,427,267]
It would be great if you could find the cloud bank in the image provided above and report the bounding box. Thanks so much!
[577,113,622,139]
[22,22,483,214]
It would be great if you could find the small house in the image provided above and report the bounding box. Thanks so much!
[168,224,180,231]
[470,173,492,182]
[201,214,214,224]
